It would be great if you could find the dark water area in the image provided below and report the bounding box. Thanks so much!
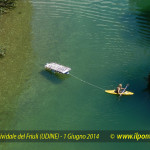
[1,0,150,149]
[128,0,150,47]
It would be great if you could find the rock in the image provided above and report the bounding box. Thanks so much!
[0,48,6,57]
[0,0,17,14]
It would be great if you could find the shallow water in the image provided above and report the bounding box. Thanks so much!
[0,0,33,129]
[1,0,150,149]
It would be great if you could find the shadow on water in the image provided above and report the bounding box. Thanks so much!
[40,70,70,84]
[121,0,150,98]
[129,1,150,95]
[129,0,150,44]
[143,74,150,94]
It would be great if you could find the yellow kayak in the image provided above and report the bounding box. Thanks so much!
[105,90,134,95]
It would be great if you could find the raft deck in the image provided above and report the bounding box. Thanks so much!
[45,62,71,74]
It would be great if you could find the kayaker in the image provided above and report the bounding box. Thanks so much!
[116,84,125,94]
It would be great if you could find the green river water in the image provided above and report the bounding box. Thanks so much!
[1,0,150,149]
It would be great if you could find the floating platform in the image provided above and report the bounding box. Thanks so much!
[45,62,71,74]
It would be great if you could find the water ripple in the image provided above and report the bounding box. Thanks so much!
[32,0,124,21]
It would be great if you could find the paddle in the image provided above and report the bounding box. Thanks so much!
[119,84,129,96]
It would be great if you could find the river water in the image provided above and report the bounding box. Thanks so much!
[1,0,150,149]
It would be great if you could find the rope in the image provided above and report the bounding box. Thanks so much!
[70,73,105,91]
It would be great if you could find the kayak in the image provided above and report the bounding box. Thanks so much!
[105,90,134,95]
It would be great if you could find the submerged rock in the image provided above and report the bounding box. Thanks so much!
[0,48,6,57]
[0,0,17,14]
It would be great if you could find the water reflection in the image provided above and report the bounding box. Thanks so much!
[144,74,150,93]
[129,0,150,93]
[129,0,150,43]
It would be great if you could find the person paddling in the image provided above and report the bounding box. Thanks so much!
[116,84,125,95]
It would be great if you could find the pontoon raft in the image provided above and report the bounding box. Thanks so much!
[45,62,71,74]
